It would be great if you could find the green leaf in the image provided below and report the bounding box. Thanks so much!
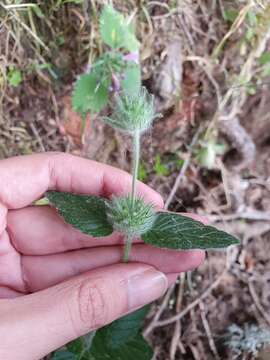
[33,197,49,206]
[46,191,113,237]
[51,350,77,360]
[100,5,139,52]
[246,10,257,27]
[223,9,238,23]
[102,306,148,348]
[72,73,109,115]
[63,0,84,4]
[7,69,22,87]
[90,307,153,360]
[121,64,141,96]
[196,141,217,169]
[153,155,169,176]
[66,338,84,354]
[262,64,270,77]
[32,5,45,18]
[66,333,95,359]
[142,212,239,250]
[259,52,270,65]
[90,333,152,360]
[138,162,147,181]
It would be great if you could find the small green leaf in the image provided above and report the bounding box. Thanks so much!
[262,64,270,77]
[90,307,153,360]
[246,10,257,27]
[100,5,139,52]
[63,0,84,4]
[123,30,140,53]
[72,73,109,115]
[197,142,216,169]
[33,197,49,206]
[7,69,22,87]
[32,5,45,18]
[223,9,238,23]
[46,191,113,237]
[259,52,270,65]
[153,155,169,176]
[245,28,254,42]
[138,162,147,181]
[121,64,141,96]
[142,212,239,250]
[51,350,77,360]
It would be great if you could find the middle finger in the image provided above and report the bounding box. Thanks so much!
[22,244,205,292]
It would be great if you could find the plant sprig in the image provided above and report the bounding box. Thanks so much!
[49,5,240,360]
[72,5,141,118]
[47,86,239,260]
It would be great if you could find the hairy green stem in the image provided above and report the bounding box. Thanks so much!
[131,130,140,211]
[123,130,140,262]
[123,234,133,263]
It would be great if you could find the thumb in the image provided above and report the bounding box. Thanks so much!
[0,263,167,360]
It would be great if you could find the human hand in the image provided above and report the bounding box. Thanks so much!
[0,152,205,360]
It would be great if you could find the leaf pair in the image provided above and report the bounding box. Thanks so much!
[72,64,141,116]
[46,191,239,250]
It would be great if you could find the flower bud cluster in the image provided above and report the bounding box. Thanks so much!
[106,195,156,237]
[103,87,158,134]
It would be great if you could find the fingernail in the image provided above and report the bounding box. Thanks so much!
[127,268,168,311]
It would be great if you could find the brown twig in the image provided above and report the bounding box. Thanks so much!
[150,270,226,329]
[199,301,221,360]
[164,127,201,209]
[208,208,270,223]
[170,273,186,359]
[248,280,270,326]
[30,123,45,152]
[144,284,176,337]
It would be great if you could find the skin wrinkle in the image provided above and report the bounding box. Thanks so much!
[0,230,27,293]
[48,154,60,192]
[100,171,110,198]
[0,202,7,235]
[20,258,34,294]
[75,278,107,333]
[5,229,28,294]
[0,286,23,298]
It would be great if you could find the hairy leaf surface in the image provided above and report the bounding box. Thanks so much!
[89,307,152,359]
[121,65,141,96]
[46,191,113,237]
[51,350,77,360]
[100,5,139,52]
[72,73,109,115]
[142,212,239,250]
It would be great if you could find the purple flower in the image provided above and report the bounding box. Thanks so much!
[123,52,139,64]
[111,73,121,92]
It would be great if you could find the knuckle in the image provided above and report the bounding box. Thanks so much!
[75,278,108,331]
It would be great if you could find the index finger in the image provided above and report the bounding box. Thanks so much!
[0,152,164,209]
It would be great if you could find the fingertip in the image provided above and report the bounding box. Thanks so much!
[167,273,178,286]
[187,249,206,268]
